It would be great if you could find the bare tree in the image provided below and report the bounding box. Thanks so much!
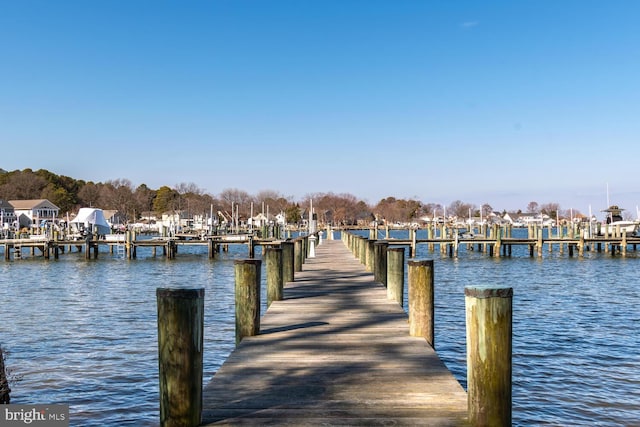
[421,203,443,218]
[183,192,216,218]
[374,197,422,223]
[540,202,561,219]
[174,182,205,196]
[481,203,493,216]
[78,182,103,208]
[305,192,363,225]
[100,179,136,220]
[527,201,539,213]
[561,208,583,220]
[134,184,156,216]
[375,197,400,223]
[0,170,47,200]
[254,190,290,215]
[448,200,475,219]
[218,188,252,217]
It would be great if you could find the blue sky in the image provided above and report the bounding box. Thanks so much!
[1,1,639,215]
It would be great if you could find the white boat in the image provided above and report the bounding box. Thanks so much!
[598,206,638,236]
[69,208,112,237]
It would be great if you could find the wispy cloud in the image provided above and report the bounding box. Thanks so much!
[460,21,479,29]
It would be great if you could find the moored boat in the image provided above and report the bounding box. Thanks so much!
[598,205,638,236]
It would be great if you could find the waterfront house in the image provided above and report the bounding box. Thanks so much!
[503,211,553,227]
[140,211,159,223]
[103,210,126,226]
[160,210,190,232]
[0,199,17,228]
[248,212,269,228]
[9,199,60,228]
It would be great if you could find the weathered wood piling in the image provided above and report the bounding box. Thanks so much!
[280,240,294,283]
[265,247,283,306]
[465,286,513,426]
[156,288,204,427]
[386,247,405,306]
[408,259,435,348]
[373,241,388,285]
[0,346,11,404]
[234,259,261,345]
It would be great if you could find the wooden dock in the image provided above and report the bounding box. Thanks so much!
[0,233,273,260]
[200,239,468,426]
[3,223,640,261]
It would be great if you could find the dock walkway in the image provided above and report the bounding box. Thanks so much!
[201,239,468,426]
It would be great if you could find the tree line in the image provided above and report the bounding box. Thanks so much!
[0,168,582,224]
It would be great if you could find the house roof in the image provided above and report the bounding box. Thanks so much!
[102,210,119,221]
[0,199,14,210]
[9,199,60,210]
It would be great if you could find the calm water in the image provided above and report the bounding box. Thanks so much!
[1,231,639,426]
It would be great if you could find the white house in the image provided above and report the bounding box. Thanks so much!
[248,212,269,228]
[160,211,190,232]
[503,212,553,227]
[9,199,60,228]
[0,199,17,228]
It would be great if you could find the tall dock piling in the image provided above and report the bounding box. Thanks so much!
[408,259,435,347]
[293,239,303,272]
[373,241,388,286]
[465,286,513,427]
[281,241,294,283]
[234,259,262,345]
[366,239,375,272]
[386,247,405,307]
[265,247,283,306]
[157,288,204,427]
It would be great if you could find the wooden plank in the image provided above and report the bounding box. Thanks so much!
[201,240,468,426]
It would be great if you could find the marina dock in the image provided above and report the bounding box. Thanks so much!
[200,239,468,426]
[0,232,270,261]
[2,223,640,261]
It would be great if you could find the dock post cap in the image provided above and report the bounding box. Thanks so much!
[156,288,204,299]
[234,259,262,265]
[408,259,434,266]
[464,286,513,298]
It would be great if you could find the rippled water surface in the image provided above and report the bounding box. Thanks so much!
[1,231,639,426]
[1,242,258,426]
